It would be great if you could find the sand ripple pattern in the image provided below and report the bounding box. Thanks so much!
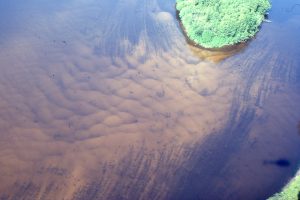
[0,0,300,199]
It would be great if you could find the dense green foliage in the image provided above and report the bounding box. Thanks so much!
[268,170,300,200]
[176,0,271,48]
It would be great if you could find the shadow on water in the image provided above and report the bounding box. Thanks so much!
[263,159,291,167]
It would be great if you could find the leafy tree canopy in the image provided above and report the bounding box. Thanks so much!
[268,171,300,200]
[176,0,271,48]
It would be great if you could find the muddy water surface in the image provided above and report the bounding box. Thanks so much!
[0,0,300,199]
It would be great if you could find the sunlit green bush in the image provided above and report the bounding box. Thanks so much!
[176,0,271,48]
[268,170,300,200]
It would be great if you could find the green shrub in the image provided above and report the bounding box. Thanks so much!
[176,0,271,48]
[268,170,300,200]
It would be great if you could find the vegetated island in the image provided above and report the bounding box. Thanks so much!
[268,169,300,200]
[176,0,271,49]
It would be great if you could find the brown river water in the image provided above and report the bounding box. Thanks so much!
[0,0,300,199]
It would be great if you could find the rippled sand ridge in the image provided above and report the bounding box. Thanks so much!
[0,0,300,199]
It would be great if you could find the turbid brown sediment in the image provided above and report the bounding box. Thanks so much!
[0,0,300,200]
[0,40,234,199]
[0,2,235,198]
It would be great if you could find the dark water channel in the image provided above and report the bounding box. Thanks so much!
[0,0,300,199]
